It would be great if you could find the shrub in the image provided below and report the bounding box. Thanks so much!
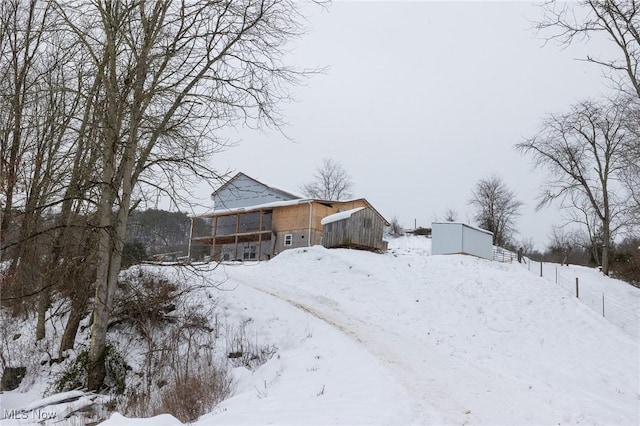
[226,321,277,370]
[157,366,232,423]
[408,227,431,237]
[112,267,231,421]
[610,238,640,287]
[387,217,404,237]
[111,269,179,331]
[52,344,127,394]
[122,241,148,268]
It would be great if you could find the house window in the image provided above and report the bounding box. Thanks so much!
[221,248,232,261]
[284,234,293,246]
[243,244,257,260]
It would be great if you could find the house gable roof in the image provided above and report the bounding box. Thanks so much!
[211,172,300,210]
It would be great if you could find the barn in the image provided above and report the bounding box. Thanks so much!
[321,207,389,252]
[431,222,493,260]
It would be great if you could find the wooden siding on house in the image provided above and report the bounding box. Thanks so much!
[272,202,316,252]
[269,200,372,253]
[322,207,388,252]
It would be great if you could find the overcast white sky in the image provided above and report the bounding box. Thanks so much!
[188,1,615,251]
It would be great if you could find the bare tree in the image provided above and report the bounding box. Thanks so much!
[519,237,536,256]
[620,99,640,227]
[387,216,404,237]
[534,1,640,272]
[43,0,314,391]
[548,226,584,266]
[0,0,319,392]
[516,98,631,275]
[301,158,354,200]
[537,0,640,99]
[443,208,458,222]
[0,0,49,239]
[468,174,523,247]
[0,0,81,341]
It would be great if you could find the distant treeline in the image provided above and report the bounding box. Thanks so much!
[124,209,191,265]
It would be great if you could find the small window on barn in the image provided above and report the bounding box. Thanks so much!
[364,218,372,229]
[284,234,293,246]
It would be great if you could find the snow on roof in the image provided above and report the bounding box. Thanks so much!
[320,207,365,225]
[432,221,494,236]
[193,198,366,218]
[192,198,312,217]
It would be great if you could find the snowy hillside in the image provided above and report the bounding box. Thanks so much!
[193,238,639,425]
[3,236,639,425]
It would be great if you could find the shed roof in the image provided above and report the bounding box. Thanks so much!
[432,221,494,236]
[321,207,365,225]
[195,198,330,217]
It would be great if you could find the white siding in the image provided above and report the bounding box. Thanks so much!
[432,222,493,260]
[461,224,493,259]
[214,174,298,210]
[431,223,463,255]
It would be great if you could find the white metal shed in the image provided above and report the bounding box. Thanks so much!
[431,222,493,260]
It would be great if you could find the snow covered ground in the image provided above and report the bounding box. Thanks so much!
[2,236,639,425]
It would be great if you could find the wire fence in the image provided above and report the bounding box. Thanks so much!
[489,245,636,337]
[524,258,638,338]
[492,246,516,263]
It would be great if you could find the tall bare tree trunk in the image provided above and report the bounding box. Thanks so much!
[62,0,311,390]
[87,120,119,391]
[88,166,116,390]
[601,214,611,275]
[35,291,49,341]
[58,290,88,359]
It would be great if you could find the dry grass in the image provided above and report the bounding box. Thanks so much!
[157,366,232,423]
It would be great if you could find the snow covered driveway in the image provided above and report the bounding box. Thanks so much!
[220,244,639,425]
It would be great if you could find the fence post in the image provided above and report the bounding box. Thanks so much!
[575,277,579,298]
[602,293,605,317]
[540,262,543,277]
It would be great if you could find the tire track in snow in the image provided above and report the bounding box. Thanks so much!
[232,272,589,425]
[234,276,459,425]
